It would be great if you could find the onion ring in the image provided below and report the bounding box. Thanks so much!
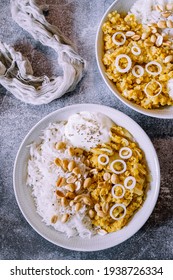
[110,203,127,220]
[115,54,132,73]
[98,154,109,166]
[100,148,112,154]
[111,184,126,199]
[119,147,132,159]
[110,159,127,174]
[112,32,126,46]
[145,61,162,76]
[144,80,162,98]
[124,176,136,190]
[131,45,141,56]
[132,65,144,77]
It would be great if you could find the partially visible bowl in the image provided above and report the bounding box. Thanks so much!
[96,0,173,119]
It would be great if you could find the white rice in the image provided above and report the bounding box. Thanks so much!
[27,121,95,238]
[130,0,173,38]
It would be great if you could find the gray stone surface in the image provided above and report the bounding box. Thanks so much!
[0,0,173,260]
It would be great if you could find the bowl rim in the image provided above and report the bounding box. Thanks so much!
[13,103,160,251]
[95,0,173,119]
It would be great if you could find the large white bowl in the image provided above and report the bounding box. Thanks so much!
[13,104,160,251]
[96,0,173,119]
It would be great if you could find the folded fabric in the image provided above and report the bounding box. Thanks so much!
[0,0,86,105]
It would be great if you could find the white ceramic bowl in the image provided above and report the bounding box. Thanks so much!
[13,104,160,251]
[96,0,173,119]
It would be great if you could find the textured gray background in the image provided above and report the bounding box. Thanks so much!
[0,0,173,260]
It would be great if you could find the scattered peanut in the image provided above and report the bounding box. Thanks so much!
[155,5,164,12]
[68,147,75,156]
[54,158,61,166]
[157,20,167,28]
[72,167,81,176]
[65,192,76,199]
[156,35,163,47]
[111,174,119,184]
[56,190,65,199]
[56,177,66,187]
[131,34,141,41]
[66,175,77,184]
[55,141,66,150]
[61,197,68,207]
[141,32,149,40]
[82,196,92,206]
[97,210,107,218]
[103,172,111,181]
[68,160,76,172]
[74,148,83,155]
[65,183,76,192]
[74,194,89,202]
[51,215,58,224]
[83,177,92,189]
[69,200,74,207]
[166,20,173,28]
[94,203,101,212]
[125,31,135,37]
[61,159,69,171]
[150,34,156,43]
[166,3,173,11]
[88,209,95,218]
[164,55,173,63]
[61,214,69,223]
[162,12,171,18]
[75,202,82,212]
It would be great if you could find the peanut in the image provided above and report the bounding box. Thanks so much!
[72,167,81,176]
[65,183,76,192]
[164,55,173,63]
[54,158,61,166]
[56,177,66,187]
[166,20,173,28]
[75,202,82,212]
[68,160,76,172]
[83,177,92,189]
[61,159,69,171]
[162,12,171,18]
[88,209,95,218]
[56,190,65,199]
[55,141,66,150]
[51,215,58,224]
[61,214,69,223]
[111,174,119,184]
[157,20,167,28]
[103,172,111,181]
[61,197,68,207]
[166,3,173,11]
[66,175,77,184]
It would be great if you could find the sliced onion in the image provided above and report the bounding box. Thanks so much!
[112,32,126,46]
[100,148,112,154]
[124,176,136,190]
[110,203,127,220]
[145,61,162,76]
[119,147,132,159]
[110,159,127,174]
[132,65,144,77]
[144,80,162,98]
[111,184,125,199]
[115,54,132,73]
[131,45,141,55]
[98,154,109,166]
